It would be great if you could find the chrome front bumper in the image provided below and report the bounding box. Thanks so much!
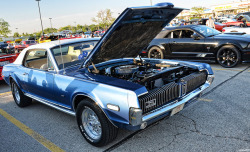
[129,74,214,129]
[129,75,214,128]
[142,81,210,122]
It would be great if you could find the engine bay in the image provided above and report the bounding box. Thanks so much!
[93,59,199,91]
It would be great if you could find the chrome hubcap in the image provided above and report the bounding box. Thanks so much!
[82,107,102,140]
[13,84,20,104]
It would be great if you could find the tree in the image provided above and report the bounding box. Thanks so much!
[0,18,11,36]
[191,7,206,18]
[34,31,42,37]
[13,32,20,37]
[92,9,115,30]
[43,28,57,34]
[76,24,88,32]
[89,24,98,31]
[58,25,72,32]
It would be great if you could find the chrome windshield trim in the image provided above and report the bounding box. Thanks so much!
[142,81,210,122]
[47,48,59,72]
[25,93,75,116]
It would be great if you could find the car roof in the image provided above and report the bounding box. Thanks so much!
[13,38,100,65]
[28,37,100,50]
[164,25,200,30]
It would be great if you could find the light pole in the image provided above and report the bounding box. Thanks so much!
[74,22,77,30]
[36,0,44,36]
[49,18,53,33]
[49,18,53,29]
[15,28,18,37]
[150,0,152,6]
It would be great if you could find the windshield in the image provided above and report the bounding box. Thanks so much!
[51,40,98,69]
[193,26,221,37]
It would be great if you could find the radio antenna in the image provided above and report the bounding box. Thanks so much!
[58,35,66,74]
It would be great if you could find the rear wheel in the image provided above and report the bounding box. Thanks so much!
[216,45,241,68]
[148,46,164,59]
[76,99,118,147]
[11,81,32,107]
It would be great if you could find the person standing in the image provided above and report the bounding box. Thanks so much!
[206,16,215,28]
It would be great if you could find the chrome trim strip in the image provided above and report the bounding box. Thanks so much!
[0,55,16,59]
[137,91,148,97]
[25,93,75,116]
[142,81,211,122]
[172,52,214,55]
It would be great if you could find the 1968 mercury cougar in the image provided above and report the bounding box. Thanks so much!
[2,3,214,146]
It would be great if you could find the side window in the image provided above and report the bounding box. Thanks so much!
[173,30,181,38]
[51,41,98,69]
[180,30,194,38]
[165,32,172,38]
[165,30,182,39]
[23,49,54,71]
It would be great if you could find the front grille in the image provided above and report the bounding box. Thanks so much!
[138,71,207,114]
[139,82,179,114]
[181,71,207,93]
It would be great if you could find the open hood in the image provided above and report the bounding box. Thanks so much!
[83,3,183,67]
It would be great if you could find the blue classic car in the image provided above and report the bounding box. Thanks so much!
[2,3,214,147]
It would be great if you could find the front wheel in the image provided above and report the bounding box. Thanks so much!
[76,99,118,147]
[148,46,164,59]
[216,45,241,68]
[11,81,32,107]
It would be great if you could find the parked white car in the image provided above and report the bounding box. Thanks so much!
[222,26,250,34]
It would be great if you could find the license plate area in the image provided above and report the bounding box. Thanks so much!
[170,103,185,116]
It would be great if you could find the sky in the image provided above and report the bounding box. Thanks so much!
[0,0,235,35]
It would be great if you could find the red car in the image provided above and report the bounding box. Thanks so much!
[0,53,19,80]
[224,15,250,27]
[189,18,226,31]
[214,22,227,31]
[14,40,36,52]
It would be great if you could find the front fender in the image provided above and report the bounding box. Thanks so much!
[69,80,132,126]
[215,41,244,53]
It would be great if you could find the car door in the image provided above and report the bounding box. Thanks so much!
[169,29,205,60]
[22,49,55,101]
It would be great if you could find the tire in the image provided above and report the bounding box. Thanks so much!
[11,81,32,107]
[216,45,241,68]
[76,99,118,147]
[148,46,164,59]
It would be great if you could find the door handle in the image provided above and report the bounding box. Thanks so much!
[22,72,28,75]
[172,41,177,44]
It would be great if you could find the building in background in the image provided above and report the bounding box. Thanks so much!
[177,0,250,20]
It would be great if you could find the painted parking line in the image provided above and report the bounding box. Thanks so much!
[198,98,213,102]
[0,108,64,152]
[0,91,11,96]
[212,68,242,72]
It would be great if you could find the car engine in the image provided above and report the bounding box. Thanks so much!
[97,59,197,90]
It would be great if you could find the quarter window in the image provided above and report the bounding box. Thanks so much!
[165,30,182,38]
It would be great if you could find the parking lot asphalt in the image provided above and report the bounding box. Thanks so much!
[0,63,250,152]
